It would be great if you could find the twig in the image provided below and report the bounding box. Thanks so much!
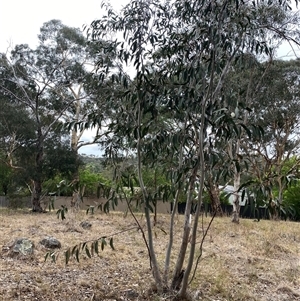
[124,195,153,270]
[188,206,218,285]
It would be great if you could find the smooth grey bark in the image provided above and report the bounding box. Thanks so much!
[164,120,187,285]
[136,93,163,291]
[171,167,197,290]
[163,188,179,285]
[232,164,241,223]
[178,107,206,297]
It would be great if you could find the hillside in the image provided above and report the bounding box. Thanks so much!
[0,210,299,300]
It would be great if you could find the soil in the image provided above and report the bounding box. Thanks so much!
[0,209,299,300]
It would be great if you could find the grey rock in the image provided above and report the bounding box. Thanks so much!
[40,236,61,249]
[11,238,34,256]
[123,289,139,298]
[80,221,92,229]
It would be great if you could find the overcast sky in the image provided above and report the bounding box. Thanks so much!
[0,0,129,53]
[0,1,299,156]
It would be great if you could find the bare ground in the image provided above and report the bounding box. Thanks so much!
[0,209,300,301]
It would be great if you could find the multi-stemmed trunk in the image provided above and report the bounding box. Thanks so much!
[171,168,197,290]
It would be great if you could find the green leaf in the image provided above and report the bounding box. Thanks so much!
[109,237,115,250]
[65,249,71,264]
[72,245,77,255]
[95,240,99,255]
[50,252,56,263]
[75,249,80,262]
[101,238,107,251]
[85,246,91,258]
[240,123,252,138]
[44,252,49,262]
[91,242,94,257]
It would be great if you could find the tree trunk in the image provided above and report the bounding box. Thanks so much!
[164,121,186,286]
[163,188,180,285]
[178,102,206,298]
[231,194,240,223]
[70,128,81,208]
[71,190,81,208]
[231,172,240,223]
[153,169,157,226]
[31,180,43,212]
[230,133,241,223]
[136,79,163,293]
[207,179,223,217]
[268,190,279,220]
[32,132,44,212]
[171,168,197,290]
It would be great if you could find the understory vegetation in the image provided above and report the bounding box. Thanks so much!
[0,210,299,301]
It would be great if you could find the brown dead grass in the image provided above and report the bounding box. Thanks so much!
[0,208,300,301]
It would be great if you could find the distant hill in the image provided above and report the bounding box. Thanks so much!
[79,155,106,173]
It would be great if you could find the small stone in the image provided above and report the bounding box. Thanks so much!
[123,289,139,298]
[80,221,92,229]
[40,236,61,249]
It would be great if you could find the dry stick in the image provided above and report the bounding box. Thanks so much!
[188,206,218,285]
[124,196,153,270]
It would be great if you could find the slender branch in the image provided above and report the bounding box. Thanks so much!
[189,207,218,285]
[124,194,153,269]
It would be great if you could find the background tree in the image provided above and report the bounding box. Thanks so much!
[243,59,300,218]
[0,20,110,211]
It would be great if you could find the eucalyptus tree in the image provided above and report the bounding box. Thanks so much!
[214,1,300,222]
[216,53,271,222]
[86,0,300,297]
[243,59,300,218]
[0,20,107,211]
[0,85,36,196]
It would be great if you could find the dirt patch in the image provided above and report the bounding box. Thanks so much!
[0,209,300,300]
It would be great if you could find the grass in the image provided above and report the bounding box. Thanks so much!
[0,208,300,300]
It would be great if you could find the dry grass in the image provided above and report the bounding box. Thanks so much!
[0,208,300,301]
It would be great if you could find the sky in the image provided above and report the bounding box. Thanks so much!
[0,0,129,53]
[0,1,299,156]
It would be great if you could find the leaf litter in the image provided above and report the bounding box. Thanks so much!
[0,209,299,300]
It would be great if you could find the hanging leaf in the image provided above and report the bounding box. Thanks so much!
[65,248,71,264]
[75,249,80,262]
[101,238,107,251]
[95,240,99,255]
[109,237,115,250]
[85,246,91,258]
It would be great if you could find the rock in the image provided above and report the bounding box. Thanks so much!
[39,236,61,249]
[10,238,34,256]
[80,221,92,229]
[123,289,139,298]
